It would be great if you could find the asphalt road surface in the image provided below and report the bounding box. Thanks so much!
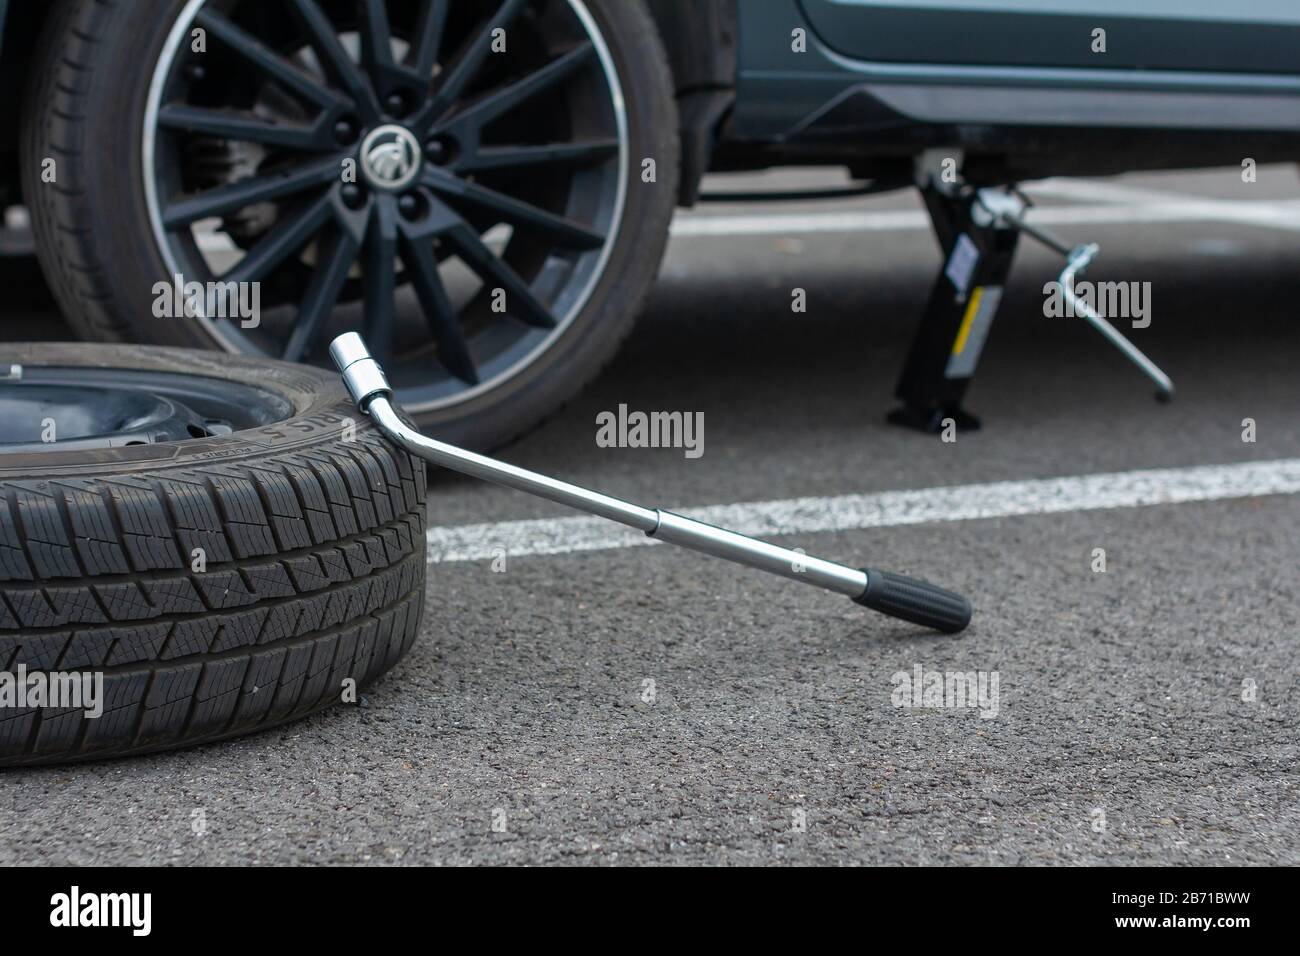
[2,166,1298,865]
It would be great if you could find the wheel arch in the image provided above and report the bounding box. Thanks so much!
[644,0,737,206]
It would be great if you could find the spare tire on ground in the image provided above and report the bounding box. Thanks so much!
[0,343,427,766]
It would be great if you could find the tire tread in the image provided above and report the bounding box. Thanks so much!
[0,430,427,766]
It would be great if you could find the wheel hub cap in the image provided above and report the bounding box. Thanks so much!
[358,124,423,191]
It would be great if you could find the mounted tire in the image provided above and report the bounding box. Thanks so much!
[0,343,427,766]
[22,0,679,450]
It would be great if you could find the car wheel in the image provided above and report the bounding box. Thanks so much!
[22,0,678,449]
[0,342,427,765]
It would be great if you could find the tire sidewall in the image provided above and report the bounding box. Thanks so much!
[37,0,198,350]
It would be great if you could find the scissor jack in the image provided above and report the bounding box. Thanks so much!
[888,162,1174,434]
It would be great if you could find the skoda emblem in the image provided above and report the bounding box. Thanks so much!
[359,125,422,191]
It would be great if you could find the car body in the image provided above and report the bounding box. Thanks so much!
[1,0,1297,448]
[666,0,1300,188]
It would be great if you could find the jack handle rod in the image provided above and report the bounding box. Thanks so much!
[974,190,1174,399]
[1060,245,1175,400]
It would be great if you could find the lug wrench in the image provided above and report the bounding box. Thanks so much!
[330,333,971,633]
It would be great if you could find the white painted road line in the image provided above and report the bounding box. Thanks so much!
[1026,178,1300,232]
[426,458,1300,563]
[670,198,1300,238]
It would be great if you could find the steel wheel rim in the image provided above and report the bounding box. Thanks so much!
[0,366,293,450]
[142,0,628,414]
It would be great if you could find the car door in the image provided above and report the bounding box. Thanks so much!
[797,0,1300,75]
[726,0,1300,135]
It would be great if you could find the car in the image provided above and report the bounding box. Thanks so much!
[3,0,1299,448]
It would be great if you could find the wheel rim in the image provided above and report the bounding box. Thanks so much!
[143,0,628,414]
[0,366,292,451]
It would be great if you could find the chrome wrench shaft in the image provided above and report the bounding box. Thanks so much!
[330,333,971,632]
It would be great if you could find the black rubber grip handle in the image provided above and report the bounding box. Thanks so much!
[854,568,972,633]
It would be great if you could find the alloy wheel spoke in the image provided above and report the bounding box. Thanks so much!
[286,0,380,119]
[282,225,360,362]
[399,226,479,384]
[418,0,527,127]
[435,43,594,140]
[224,193,335,284]
[158,104,327,151]
[408,0,450,81]
[357,0,397,87]
[362,195,400,363]
[428,204,556,330]
[162,155,343,228]
[457,139,619,174]
[423,168,605,250]
[195,9,341,109]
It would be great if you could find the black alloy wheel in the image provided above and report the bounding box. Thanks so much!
[24,0,679,448]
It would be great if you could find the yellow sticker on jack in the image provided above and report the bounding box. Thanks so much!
[946,285,1002,379]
